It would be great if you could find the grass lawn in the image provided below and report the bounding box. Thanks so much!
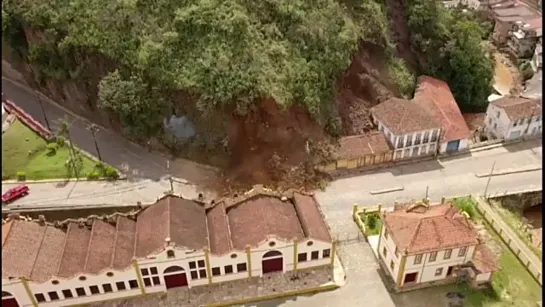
[488,199,542,260]
[395,197,543,307]
[359,212,382,236]
[2,120,97,180]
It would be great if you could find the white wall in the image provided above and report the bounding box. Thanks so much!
[476,272,492,282]
[378,225,401,282]
[485,104,543,140]
[3,279,33,307]
[376,119,439,160]
[296,239,332,270]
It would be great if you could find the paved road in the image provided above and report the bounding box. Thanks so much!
[2,77,217,185]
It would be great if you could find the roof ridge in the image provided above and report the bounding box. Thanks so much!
[222,202,234,251]
[82,219,97,272]
[55,223,73,277]
[133,206,140,259]
[406,219,424,252]
[167,196,171,243]
[28,223,48,279]
[109,216,121,268]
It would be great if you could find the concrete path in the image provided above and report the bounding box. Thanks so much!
[474,196,542,280]
[1,77,218,185]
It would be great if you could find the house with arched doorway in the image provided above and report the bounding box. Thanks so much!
[2,186,334,307]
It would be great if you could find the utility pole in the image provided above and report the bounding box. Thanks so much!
[167,160,174,193]
[483,160,496,198]
[27,65,51,131]
[425,186,429,199]
[87,124,102,162]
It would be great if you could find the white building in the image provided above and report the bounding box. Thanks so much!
[442,0,481,10]
[371,76,471,159]
[1,187,334,307]
[378,200,499,290]
[484,96,542,140]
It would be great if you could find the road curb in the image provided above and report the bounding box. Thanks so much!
[3,176,128,184]
[475,166,542,178]
[369,186,404,195]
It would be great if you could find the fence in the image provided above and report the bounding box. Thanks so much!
[472,196,543,286]
[3,100,52,139]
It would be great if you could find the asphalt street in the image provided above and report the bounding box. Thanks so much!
[2,77,217,184]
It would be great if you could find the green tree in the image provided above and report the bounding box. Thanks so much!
[57,118,82,178]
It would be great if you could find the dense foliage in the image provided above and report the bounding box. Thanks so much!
[407,0,494,112]
[3,0,401,137]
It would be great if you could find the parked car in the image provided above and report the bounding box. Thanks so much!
[2,185,30,204]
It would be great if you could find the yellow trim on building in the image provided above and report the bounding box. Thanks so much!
[246,246,252,278]
[397,254,407,287]
[21,277,38,307]
[330,240,337,266]
[204,248,213,284]
[293,240,299,272]
[132,259,146,294]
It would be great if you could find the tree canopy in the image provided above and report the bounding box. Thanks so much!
[407,0,494,112]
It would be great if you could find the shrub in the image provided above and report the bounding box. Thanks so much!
[16,171,26,181]
[46,143,58,155]
[454,198,476,220]
[366,213,378,229]
[56,136,66,147]
[86,170,100,180]
[95,162,104,170]
[104,166,119,180]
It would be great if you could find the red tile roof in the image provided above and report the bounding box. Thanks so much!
[491,96,542,121]
[336,133,392,160]
[383,202,480,255]
[2,188,331,282]
[371,98,440,134]
[414,76,471,142]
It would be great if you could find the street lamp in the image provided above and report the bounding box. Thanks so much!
[87,123,102,162]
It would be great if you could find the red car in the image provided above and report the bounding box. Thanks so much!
[2,185,30,204]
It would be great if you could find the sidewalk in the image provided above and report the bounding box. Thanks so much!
[473,195,542,285]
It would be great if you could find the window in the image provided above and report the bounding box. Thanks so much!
[167,250,175,258]
[423,131,430,143]
[75,288,86,297]
[128,280,139,289]
[394,247,400,258]
[383,247,387,257]
[513,121,518,127]
[403,148,410,158]
[48,292,59,301]
[444,249,452,260]
[144,278,152,287]
[384,229,389,239]
[152,277,160,285]
[414,254,423,264]
[142,266,161,287]
[394,150,402,159]
[496,111,500,118]
[435,268,443,276]
[212,267,221,276]
[35,294,46,303]
[397,137,404,148]
[103,284,113,293]
[298,253,308,262]
[237,263,247,272]
[494,123,497,129]
[224,265,233,274]
[116,282,127,291]
[141,268,149,276]
[189,260,207,280]
[150,267,158,275]
[488,118,492,125]
[431,130,438,142]
[429,251,438,262]
[414,133,421,145]
[458,246,468,257]
[89,285,100,295]
[62,289,73,299]
[311,251,319,260]
[307,241,314,246]
[406,135,413,146]
[323,249,331,258]
[390,260,395,271]
[429,143,436,153]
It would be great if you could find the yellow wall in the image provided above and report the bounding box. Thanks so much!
[337,159,348,168]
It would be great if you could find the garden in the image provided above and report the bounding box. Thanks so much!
[359,211,382,236]
[2,120,118,180]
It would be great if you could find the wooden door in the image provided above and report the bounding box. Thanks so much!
[2,298,19,307]
[262,258,283,274]
[164,273,188,289]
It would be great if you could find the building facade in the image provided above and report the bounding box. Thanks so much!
[507,19,542,58]
[378,200,499,290]
[2,188,334,307]
[484,96,542,139]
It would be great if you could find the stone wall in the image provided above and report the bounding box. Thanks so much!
[490,191,542,211]
[90,266,333,307]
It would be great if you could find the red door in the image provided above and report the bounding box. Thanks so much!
[164,273,188,289]
[2,298,19,307]
[262,258,283,274]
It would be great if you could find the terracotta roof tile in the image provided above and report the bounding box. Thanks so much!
[207,202,233,255]
[292,193,332,242]
[168,198,208,251]
[2,221,45,279]
[471,243,501,273]
[134,199,170,258]
[414,76,471,142]
[84,220,117,274]
[30,226,66,282]
[2,220,13,247]
[383,203,480,254]
[227,195,306,249]
[111,216,136,270]
[336,133,392,160]
[56,222,92,278]
[491,96,542,121]
[371,98,440,134]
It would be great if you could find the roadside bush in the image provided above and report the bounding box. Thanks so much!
[519,61,534,81]
[104,166,119,180]
[454,197,476,220]
[56,136,66,147]
[46,143,58,155]
[16,171,26,181]
[86,170,100,180]
[95,162,104,170]
[366,213,379,229]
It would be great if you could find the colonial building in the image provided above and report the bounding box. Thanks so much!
[490,1,541,44]
[507,18,542,58]
[2,187,334,307]
[371,76,471,159]
[378,200,499,291]
[484,96,542,139]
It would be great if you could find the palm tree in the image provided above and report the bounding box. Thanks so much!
[57,118,81,178]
